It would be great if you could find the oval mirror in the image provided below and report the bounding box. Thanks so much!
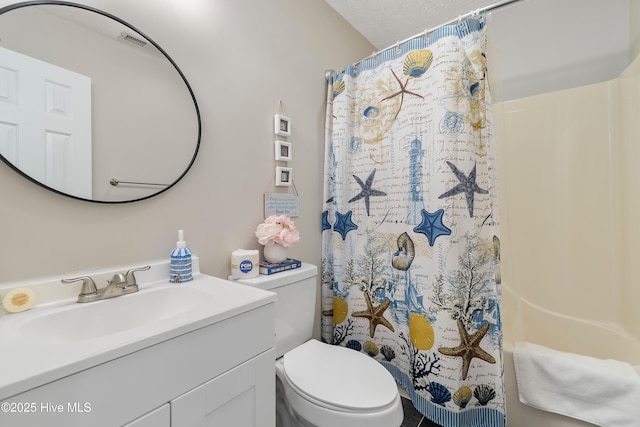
[0,1,201,203]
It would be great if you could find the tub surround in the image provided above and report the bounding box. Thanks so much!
[497,54,640,361]
[501,290,640,427]
[501,286,640,427]
[497,54,640,427]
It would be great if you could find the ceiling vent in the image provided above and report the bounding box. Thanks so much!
[118,31,161,55]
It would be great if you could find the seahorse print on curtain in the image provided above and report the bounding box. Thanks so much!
[321,15,504,427]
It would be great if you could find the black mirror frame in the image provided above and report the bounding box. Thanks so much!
[0,0,201,203]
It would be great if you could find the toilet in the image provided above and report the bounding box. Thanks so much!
[233,263,403,427]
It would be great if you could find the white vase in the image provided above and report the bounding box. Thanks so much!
[263,243,288,263]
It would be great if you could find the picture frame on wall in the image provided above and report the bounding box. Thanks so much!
[274,114,291,137]
[275,166,293,186]
[275,140,292,162]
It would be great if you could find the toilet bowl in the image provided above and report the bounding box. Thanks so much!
[232,264,403,427]
[276,339,402,427]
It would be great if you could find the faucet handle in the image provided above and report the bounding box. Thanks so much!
[124,265,151,287]
[61,276,99,303]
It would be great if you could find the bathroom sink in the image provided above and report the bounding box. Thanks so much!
[19,286,215,344]
[0,259,276,401]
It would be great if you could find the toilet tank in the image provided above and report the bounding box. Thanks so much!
[233,263,318,358]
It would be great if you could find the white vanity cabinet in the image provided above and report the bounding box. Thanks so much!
[125,346,274,427]
[0,269,276,427]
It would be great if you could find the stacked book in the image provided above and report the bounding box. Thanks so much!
[259,258,302,275]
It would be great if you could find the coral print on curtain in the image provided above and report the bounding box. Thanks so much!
[321,15,504,427]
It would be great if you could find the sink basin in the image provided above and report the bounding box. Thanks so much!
[19,285,216,344]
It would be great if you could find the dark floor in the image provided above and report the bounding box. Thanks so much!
[401,397,441,427]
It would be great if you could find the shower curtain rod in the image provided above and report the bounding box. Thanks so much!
[325,0,523,80]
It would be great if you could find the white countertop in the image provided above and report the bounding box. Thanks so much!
[0,260,276,400]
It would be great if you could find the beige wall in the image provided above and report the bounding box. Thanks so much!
[0,0,373,285]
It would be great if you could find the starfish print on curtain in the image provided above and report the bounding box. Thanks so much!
[438,318,496,380]
[413,208,452,246]
[438,161,488,218]
[332,210,358,240]
[348,168,386,216]
[351,291,395,338]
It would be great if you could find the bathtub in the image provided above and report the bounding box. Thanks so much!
[502,287,640,427]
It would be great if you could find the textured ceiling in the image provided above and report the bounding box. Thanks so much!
[321,0,630,101]
[323,0,511,50]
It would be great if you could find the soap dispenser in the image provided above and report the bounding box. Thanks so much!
[170,229,193,283]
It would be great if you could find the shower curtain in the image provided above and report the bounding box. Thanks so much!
[321,16,504,427]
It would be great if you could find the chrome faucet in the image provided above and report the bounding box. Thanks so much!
[62,265,151,303]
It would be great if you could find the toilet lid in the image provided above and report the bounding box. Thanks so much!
[283,340,398,410]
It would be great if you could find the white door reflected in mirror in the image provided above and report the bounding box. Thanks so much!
[0,46,92,199]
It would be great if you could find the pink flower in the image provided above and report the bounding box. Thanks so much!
[255,215,300,247]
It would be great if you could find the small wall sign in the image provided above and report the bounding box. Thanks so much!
[264,193,299,217]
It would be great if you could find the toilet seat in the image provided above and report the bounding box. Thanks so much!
[282,339,398,411]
